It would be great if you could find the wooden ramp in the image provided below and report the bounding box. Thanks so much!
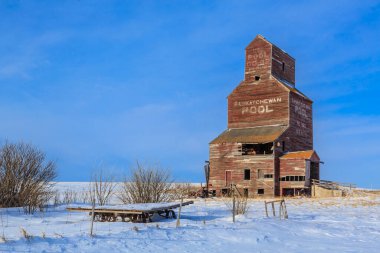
[67,201,194,223]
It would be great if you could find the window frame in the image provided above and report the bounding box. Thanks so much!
[244,169,251,180]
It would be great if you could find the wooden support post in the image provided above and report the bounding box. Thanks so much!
[176,197,183,228]
[231,184,236,223]
[90,202,95,237]
[282,200,288,219]
[264,201,268,217]
[271,202,275,216]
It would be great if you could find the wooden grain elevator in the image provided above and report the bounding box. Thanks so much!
[208,35,321,197]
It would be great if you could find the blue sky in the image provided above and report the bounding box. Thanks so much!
[1,0,380,187]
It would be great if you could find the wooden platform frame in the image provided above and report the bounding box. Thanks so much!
[264,199,288,219]
[67,201,194,223]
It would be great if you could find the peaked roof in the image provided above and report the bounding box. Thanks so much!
[273,76,312,102]
[280,150,319,160]
[210,125,288,144]
[246,34,294,60]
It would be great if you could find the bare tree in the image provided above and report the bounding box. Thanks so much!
[0,142,57,214]
[118,162,172,204]
[89,170,116,206]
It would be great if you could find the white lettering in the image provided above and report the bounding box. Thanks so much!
[241,105,273,115]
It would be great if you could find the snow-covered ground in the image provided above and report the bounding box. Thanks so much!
[0,189,379,252]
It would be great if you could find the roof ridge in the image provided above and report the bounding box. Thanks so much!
[228,124,287,130]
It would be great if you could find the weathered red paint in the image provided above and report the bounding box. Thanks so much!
[209,35,320,198]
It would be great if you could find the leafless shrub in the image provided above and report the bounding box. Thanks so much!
[0,211,5,243]
[90,170,116,206]
[54,232,63,238]
[225,196,249,215]
[0,142,57,214]
[53,191,60,206]
[172,183,197,199]
[62,190,79,204]
[79,190,92,204]
[118,162,172,204]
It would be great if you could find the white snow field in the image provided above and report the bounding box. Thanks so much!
[0,193,379,252]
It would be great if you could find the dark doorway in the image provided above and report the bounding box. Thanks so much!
[310,162,319,180]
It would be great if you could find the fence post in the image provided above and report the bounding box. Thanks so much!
[232,185,235,223]
[90,200,95,236]
[264,201,268,217]
[176,197,183,228]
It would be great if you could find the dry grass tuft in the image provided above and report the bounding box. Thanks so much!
[54,233,63,238]
[20,228,33,241]
[224,196,249,215]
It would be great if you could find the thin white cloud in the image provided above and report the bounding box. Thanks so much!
[0,31,72,79]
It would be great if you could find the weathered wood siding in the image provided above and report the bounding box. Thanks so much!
[279,158,307,193]
[208,35,320,198]
[245,36,272,83]
[271,45,295,84]
[209,143,275,198]
[228,81,289,129]
[279,92,313,152]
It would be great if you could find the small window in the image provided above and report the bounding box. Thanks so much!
[257,189,264,195]
[282,62,285,71]
[279,175,306,182]
[264,174,273,179]
[282,141,286,152]
[244,169,251,180]
[244,188,249,197]
[255,75,260,81]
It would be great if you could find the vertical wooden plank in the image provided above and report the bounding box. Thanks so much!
[176,197,183,228]
[90,202,95,237]
[232,186,236,223]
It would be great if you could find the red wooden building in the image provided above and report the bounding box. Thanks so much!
[208,35,321,197]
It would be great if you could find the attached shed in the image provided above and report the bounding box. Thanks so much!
[279,150,320,196]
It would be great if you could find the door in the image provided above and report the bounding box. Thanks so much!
[225,170,232,187]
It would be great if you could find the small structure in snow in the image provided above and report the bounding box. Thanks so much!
[66,201,194,223]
